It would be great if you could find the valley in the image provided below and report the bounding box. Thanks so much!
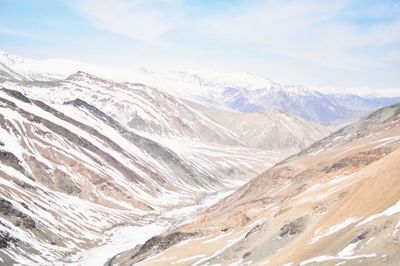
[113,103,400,266]
[0,50,399,266]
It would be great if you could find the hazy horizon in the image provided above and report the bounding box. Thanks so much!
[1,0,399,95]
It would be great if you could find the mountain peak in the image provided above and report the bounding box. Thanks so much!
[166,69,275,91]
[0,49,26,65]
[66,71,105,82]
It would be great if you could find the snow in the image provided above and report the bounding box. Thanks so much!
[202,231,233,244]
[174,236,207,247]
[192,232,248,266]
[171,255,207,264]
[0,125,24,161]
[308,218,359,245]
[0,86,268,265]
[366,237,375,245]
[1,48,398,265]
[300,253,376,266]
[393,221,400,237]
[227,258,253,266]
[68,221,169,266]
[338,242,358,257]
[357,200,400,226]
[295,174,356,205]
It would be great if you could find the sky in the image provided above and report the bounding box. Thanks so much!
[0,0,400,94]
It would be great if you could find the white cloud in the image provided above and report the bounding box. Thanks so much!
[0,25,44,40]
[69,0,400,89]
[75,0,182,42]
[198,0,400,70]
[72,0,400,68]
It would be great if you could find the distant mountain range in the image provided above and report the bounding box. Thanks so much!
[1,49,399,126]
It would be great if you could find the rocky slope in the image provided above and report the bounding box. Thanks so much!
[0,86,287,264]
[0,72,331,264]
[2,48,397,265]
[113,103,400,266]
[0,87,230,264]
[191,102,330,151]
[1,71,330,154]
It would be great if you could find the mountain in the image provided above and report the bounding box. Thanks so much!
[1,71,330,154]
[1,50,399,126]
[190,101,330,151]
[126,69,400,125]
[113,103,400,265]
[0,67,331,263]
[1,49,398,265]
[0,87,257,264]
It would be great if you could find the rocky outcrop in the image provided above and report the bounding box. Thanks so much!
[0,199,35,229]
[0,230,17,249]
[129,231,199,263]
[279,216,306,237]
[324,147,392,173]
[0,151,24,172]
[1,87,30,103]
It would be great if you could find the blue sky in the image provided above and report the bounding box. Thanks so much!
[1,0,400,91]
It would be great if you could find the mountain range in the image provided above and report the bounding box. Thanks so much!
[1,49,399,126]
[113,102,400,266]
[0,49,399,265]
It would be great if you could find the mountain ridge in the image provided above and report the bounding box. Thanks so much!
[1,50,399,125]
[112,101,400,266]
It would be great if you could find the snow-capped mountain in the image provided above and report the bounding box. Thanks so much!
[0,53,332,264]
[161,70,399,125]
[1,49,399,126]
[0,86,281,264]
[0,87,210,263]
[117,103,400,266]
[1,70,330,153]
[1,48,398,265]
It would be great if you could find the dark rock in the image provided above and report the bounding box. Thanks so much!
[131,231,198,262]
[351,231,368,243]
[14,180,36,191]
[242,251,251,259]
[324,148,392,173]
[338,191,348,199]
[0,151,24,172]
[0,198,13,215]
[1,88,30,103]
[279,216,306,237]
[0,231,17,249]
[0,198,36,229]
[312,202,329,213]
[245,224,262,238]
[21,217,36,229]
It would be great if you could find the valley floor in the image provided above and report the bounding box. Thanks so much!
[66,189,239,266]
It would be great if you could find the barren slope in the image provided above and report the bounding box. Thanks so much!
[113,103,400,266]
